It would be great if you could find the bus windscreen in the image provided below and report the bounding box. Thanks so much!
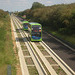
[32,25,41,39]
[23,23,28,29]
[32,25,41,32]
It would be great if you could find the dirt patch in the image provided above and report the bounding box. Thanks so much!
[23,51,30,56]
[28,66,39,75]
[16,29,20,33]
[35,42,41,46]
[16,64,22,75]
[37,46,44,49]
[40,49,45,51]
[53,66,66,75]
[18,38,24,42]
[21,45,27,50]
[46,57,57,64]
[25,57,34,65]
[41,50,50,56]
[17,33,21,37]
[20,42,25,46]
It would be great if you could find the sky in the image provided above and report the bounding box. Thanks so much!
[0,0,75,12]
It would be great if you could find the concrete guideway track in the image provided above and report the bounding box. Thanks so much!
[12,16,46,75]
[40,41,75,75]
[15,16,75,75]
[13,16,57,75]
[15,16,75,74]
[11,17,29,75]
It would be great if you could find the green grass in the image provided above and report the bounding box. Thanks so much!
[28,66,39,75]
[43,27,75,45]
[54,33,75,45]
[0,14,16,75]
[51,31,75,45]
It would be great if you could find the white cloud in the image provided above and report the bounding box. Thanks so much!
[10,0,29,7]
[0,0,11,5]
[63,0,75,4]
[34,0,45,3]
[46,1,52,4]
[37,0,44,1]
[0,0,10,3]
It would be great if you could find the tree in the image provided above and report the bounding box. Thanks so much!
[31,2,45,10]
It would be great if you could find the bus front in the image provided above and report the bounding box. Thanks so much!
[23,21,29,30]
[23,23,28,30]
[31,25,42,41]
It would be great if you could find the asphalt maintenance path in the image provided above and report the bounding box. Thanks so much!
[42,31,75,71]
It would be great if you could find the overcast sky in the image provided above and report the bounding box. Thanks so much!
[0,0,75,12]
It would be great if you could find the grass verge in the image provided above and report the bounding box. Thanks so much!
[0,14,16,75]
[43,27,75,48]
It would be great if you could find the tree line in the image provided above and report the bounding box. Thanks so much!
[17,2,75,35]
[0,9,8,20]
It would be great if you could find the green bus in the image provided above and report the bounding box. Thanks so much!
[29,22,42,41]
[22,21,29,30]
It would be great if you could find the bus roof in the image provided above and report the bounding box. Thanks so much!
[29,22,41,25]
[23,21,29,23]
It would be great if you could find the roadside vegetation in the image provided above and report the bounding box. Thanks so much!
[17,2,75,46]
[0,9,16,75]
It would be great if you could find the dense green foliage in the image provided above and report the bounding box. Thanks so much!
[0,10,8,19]
[18,3,75,35]
[31,2,45,9]
[0,9,16,75]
